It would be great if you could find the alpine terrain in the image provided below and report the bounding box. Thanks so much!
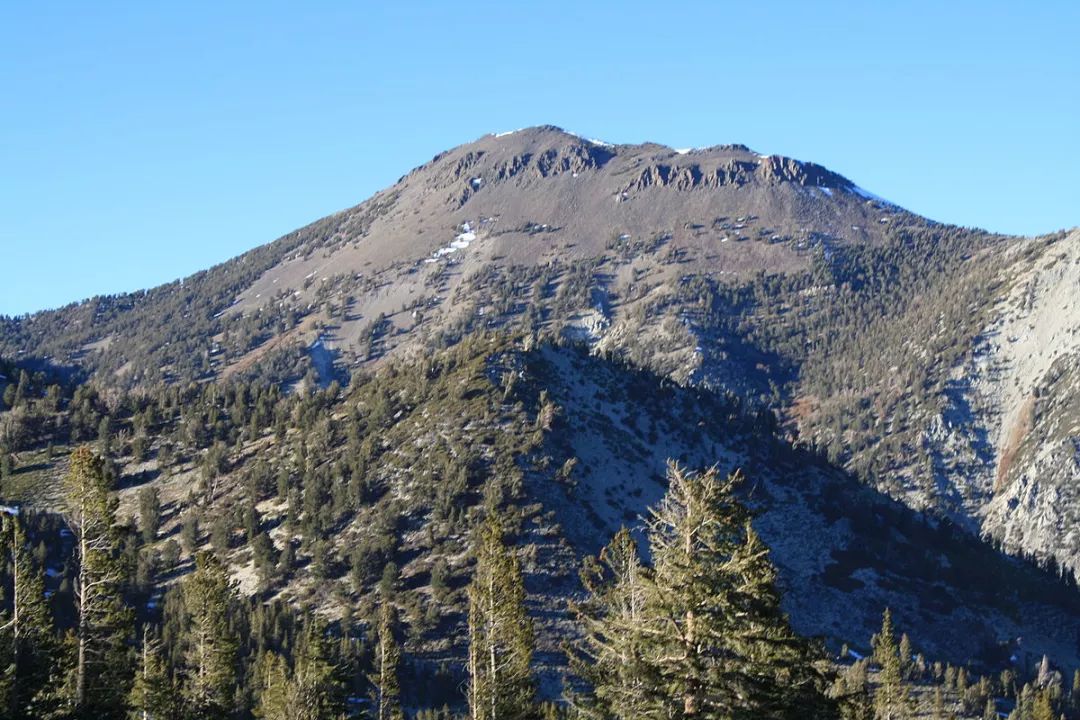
[1,126,1078,719]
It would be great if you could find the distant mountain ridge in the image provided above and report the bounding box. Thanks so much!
[2,125,1079,585]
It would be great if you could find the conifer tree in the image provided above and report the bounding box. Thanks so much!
[252,623,345,720]
[871,609,909,720]
[640,462,832,719]
[0,513,61,719]
[897,634,913,680]
[374,602,403,720]
[567,527,654,720]
[128,629,175,720]
[291,619,346,720]
[467,514,535,720]
[181,551,238,719]
[64,445,133,717]
[252,651,290,720]
[137,488,161,546]
[931,687,945,720]
[1032,689,1055,720]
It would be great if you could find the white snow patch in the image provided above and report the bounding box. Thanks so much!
[471,177,483,188]
[493,129,523,138]
[429,223,478,260]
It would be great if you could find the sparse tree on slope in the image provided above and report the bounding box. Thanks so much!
[137,488,161,546]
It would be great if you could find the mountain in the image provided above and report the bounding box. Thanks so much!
[2,126,1080,673]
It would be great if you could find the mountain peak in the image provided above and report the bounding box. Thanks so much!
[459,127,861,194]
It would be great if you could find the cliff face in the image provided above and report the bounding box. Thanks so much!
[934,230,1080,568]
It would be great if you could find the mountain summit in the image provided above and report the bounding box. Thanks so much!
[2,126,1079,592]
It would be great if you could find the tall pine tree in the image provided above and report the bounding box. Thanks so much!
[64,445,133,718]
[467,514,536,720]
[181,551,238,719]
[0,513,62,719]
[575,462,835,719]
[567,527,655,720]
[871,609,909,720]
[128,628,175,720]
[291,619,346,720]
[373,602,403,720]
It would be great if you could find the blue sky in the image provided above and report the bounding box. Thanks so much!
[2,1,1077,316]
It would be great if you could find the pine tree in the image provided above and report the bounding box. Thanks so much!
[931,687,945,720]
[567,527,654,720]
[0,513,61,719]
[12,371,28,408]
[137,488,161,546]
[252,651,290,720]
[871,609,909,720]
[374,603,403,720]
[1071,668,1080,715]
[897,634,913,680]
[63,445,133,717]
[128,629,175,720]
[291,619,346,720]
[252,623,345,720]
[639,462,833,719]
[467,514,536,720]
[1032,689,1055,720]
[181,551,238,719]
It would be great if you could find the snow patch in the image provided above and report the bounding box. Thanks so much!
[428,222,478,261]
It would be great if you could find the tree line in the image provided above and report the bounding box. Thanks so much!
[0,446,846,719]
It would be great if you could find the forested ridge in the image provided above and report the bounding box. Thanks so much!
[2,335,1080,719]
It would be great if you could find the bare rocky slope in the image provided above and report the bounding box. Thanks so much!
[2,125,1078,593]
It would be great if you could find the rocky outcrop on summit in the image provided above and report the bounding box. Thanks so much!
[756,154,852,188]
[617,155,853,194]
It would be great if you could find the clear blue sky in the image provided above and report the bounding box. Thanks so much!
[2,2,1077,316]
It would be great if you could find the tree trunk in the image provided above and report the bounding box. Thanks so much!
[9,520,19,718]
[76,501,88,709]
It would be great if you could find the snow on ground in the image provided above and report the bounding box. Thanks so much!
[425,222,478,263]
